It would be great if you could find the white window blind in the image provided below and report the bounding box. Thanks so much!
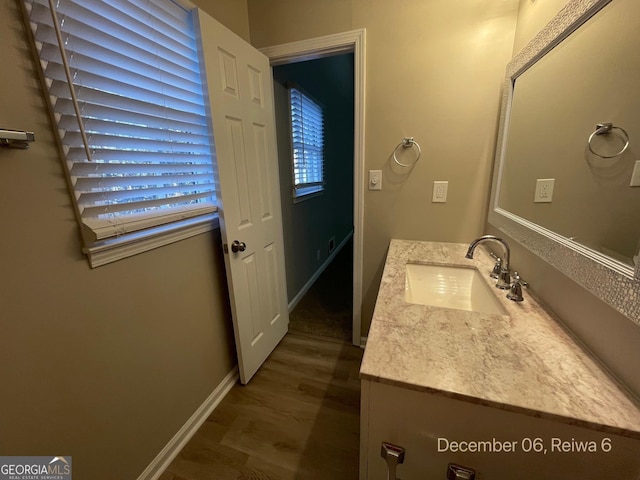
[23,0,216,244]
[289,86,324,198]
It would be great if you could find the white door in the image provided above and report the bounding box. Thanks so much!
[197,11,289,384]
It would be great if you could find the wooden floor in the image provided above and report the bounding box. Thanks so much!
[289,238,353,342]
[159,333,364,480]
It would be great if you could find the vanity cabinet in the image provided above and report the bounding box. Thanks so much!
[359,239,640,480]
[360,380,640,480]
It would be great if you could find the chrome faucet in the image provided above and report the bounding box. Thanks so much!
[465,235,511,289]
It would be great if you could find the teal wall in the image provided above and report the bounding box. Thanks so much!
[273,54,354,303]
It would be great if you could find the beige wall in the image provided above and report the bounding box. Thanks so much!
[0,1,247,478]
[194,0,251,42]
[248,0,520,332]
[248,0,352,47]
[512,0,569,54]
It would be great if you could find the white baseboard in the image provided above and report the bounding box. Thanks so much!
[136,367,239,480]
[288,230,354,312]
[360,336,367,349]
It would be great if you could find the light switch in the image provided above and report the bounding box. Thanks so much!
[630,161,640,187]
[369,170,382,190]
[534,178,555,203]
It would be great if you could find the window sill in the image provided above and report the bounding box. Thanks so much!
[293,186,324,204]
[83,212,219,268]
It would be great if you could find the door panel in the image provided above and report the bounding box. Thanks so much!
[224,117,253,227]
[218,49,239,96]
[252,123,273,219]
[197,10,289,384]
[263,242,280,323]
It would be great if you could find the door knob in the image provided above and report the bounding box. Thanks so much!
[231,240,246,253]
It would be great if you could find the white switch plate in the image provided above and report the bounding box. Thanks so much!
[432,181,448,203]
[534,178,555,203]
[630,160,640,187]
[369,170,382,191]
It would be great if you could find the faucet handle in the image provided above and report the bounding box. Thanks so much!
[489,257,502,279]
[511,271,528,286]
[506,272,528,302]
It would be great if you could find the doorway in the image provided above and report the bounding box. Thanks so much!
[272,53,355,342]
[261,30,366,346]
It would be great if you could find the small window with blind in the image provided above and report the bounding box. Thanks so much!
[288,84,324,201]
[21,0,215,266]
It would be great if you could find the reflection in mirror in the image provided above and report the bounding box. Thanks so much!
[498,0,640,267]
[489,0,640,325]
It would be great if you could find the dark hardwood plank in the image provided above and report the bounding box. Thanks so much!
[288,238,353,342]
[160,333,363,480]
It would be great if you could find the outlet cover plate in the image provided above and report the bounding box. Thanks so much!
[630,160,640,187]
[432,181,448,203]
[534,178,555,203]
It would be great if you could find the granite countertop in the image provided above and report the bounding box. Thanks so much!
[360,239,640,440]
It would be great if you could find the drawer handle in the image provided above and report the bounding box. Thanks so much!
[447,463,476,480]
[381,442,405,480]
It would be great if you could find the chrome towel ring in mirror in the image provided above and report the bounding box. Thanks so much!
[393,137,422,167]
[587,122,630,158]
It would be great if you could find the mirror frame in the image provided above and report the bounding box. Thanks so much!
[488,0,640,325]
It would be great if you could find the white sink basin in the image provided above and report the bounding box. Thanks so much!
[405,263,508,315]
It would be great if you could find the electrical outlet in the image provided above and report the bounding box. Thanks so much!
[328,237,335,254]
[432,181,448,203]
[534,178,555,203]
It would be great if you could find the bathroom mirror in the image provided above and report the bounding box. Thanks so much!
[488,0,640,324]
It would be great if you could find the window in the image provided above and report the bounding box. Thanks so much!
[288,85,324,200]
[22,0,215,266]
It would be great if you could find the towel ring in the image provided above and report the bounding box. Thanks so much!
[393,137,422,167]
[587,123,629,159]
